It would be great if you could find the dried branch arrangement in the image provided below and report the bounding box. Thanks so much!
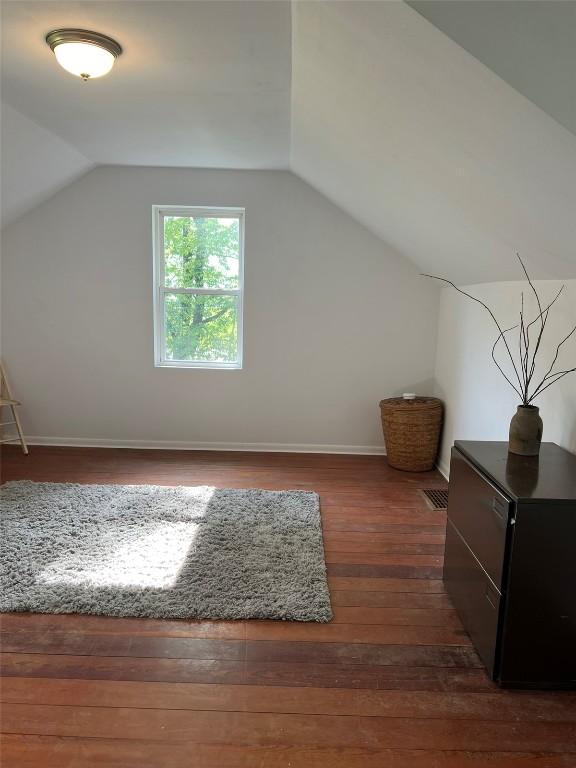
[424,256,576,406]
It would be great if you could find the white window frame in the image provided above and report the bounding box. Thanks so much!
[152,205,245,369]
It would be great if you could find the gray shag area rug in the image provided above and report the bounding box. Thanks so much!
[0,481,332,622]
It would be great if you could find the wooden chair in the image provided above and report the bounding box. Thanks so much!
[0,361,28,455]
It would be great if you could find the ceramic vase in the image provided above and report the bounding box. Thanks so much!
[508,405,543,456]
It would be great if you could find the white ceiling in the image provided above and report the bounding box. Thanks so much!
[409,0,576,137]
[291,1,576,283]
[2,0,576,284]
[1,1,291,168]
[1,103,93,227]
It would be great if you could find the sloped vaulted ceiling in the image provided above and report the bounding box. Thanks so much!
[1,104,94,227]
[2,1,576,284]
[291,1,576,284]
[408,0,576,137]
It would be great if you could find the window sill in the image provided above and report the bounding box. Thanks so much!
[154,361,243,370]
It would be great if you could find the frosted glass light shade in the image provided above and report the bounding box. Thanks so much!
[54,42,115,79]
[46,29,122,81]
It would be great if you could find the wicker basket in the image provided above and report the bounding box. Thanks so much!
[379,397,443,472]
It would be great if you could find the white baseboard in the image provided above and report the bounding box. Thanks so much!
[436,458,450,480]
[25,436,386,455]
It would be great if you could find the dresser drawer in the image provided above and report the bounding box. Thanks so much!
[444,519,501,677]
[447,448,512,589]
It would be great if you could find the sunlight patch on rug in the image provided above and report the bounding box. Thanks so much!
[39,522,202,589]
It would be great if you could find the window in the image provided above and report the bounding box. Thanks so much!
[153,206,244,369]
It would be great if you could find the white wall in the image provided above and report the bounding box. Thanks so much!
[435,280,576,476]
[291,1,576,284]
[1,166,439,451]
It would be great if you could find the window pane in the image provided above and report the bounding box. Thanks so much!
[163,216,240,289]
[164,293,238,363]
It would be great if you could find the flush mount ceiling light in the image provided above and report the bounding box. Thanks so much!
[46,28,122,81]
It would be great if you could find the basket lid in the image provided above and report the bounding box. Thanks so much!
[379,397,443,410]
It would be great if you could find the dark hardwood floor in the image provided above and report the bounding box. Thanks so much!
[1,445,575,767]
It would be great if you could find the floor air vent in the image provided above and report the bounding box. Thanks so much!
[421,488,449,510]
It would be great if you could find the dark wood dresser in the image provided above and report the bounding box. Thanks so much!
[444,440,576,689]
